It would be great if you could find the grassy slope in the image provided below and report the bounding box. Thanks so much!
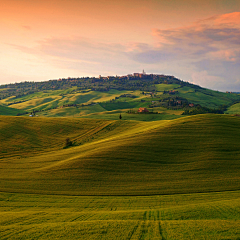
[155,83,181,91]
[225,102,240,114]
[1,114,240,239]
[0,105,25,116]
[155,84,240,109]
[0,116,139,157]
[0,89,136,111]
[177,87,239,108]
[0,114,240,196]
[79,111,183,121]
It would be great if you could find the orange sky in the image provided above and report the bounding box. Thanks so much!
[1,0,240,90]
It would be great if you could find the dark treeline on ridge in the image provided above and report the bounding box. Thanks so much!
[0,73,202,100]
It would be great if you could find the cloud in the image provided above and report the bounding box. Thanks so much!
[13,12,240,67]
[8,36,134,71]
[191,71,225,90]
[38,37,127,63]
[14,36,149,77]
[151,12,240,60]
[127,13,240,66]
[125,12,240,91]
[7,43,40,55]
[22,25,32,30]
[8,12,240,91]
[207,49,239,62]
[213,11,240,25]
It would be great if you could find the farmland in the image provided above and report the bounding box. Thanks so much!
[1,76,240,239]
[1,75,240,119]
[0,114,240,239]
[1,191,240,239]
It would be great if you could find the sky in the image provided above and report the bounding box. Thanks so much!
[1,0,240,91]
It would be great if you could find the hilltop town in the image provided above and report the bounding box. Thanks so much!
[0,71,193,100]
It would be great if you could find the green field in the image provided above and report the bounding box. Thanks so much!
[0,104,25,116]
[1,191,240,239]
[1,82,239,119]
[225,102,240,115]
[0,114,240,239]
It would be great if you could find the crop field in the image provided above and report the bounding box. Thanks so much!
[1,191,240,239]
[177,87,239,109]
[0,114,240,239]
[0,89,141,112]
[225,102,240,115]
[1,82,239,119]
[0,105,25,116]
[79,110,183,121]
[1,114,240,195]
[155,83,181,91]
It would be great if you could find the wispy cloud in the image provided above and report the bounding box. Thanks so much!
[8,12,240,90]
[11,12,240,66]
[22,25,32,31]
[125,12,240,90]
[148,12,240,61]
[8,36,132,72]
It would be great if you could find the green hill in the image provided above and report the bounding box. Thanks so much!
[1,75,240,239]
[1,114,240,196]
[225,102,240,114]
[1,75,239,119]
[1,114,240,239]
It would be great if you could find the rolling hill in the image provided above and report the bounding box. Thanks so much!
[1,75,240,239]
[1,74,240,119]
[1,114,240,239]
[1,114,240,196]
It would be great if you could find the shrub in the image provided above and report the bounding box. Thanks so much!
[64,138,73,148]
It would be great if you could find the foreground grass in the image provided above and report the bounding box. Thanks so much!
[1,114,240,239]
[0,191,240,239]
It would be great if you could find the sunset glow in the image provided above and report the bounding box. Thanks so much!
[1,0,240,91]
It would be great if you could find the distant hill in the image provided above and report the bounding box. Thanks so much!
[0,74,240,119]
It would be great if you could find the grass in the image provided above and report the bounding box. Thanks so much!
[0,191,240,239]
[177,87,240,108]
[0,104,25,116]
[0,115,137,157]
[225,102,240,114]
[80,111,183,121]
[0,89,137,112]
[155,84,181,91]
[1,84,239,119]
[1,114,240,239]
[34,105,184,121]
[1,114,240,196]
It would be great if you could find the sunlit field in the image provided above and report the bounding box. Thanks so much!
[1,191,240,239]
[1,114,240,239]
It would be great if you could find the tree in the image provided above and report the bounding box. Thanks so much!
[64,138,73,148]
[119,114,122,120]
